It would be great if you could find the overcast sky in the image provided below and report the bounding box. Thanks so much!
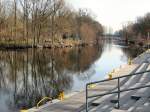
[66,0,150,31]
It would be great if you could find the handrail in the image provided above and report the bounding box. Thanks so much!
[36,97,52,108]
[87,70,150,85]
[88,84,150,99]
[86,70,150,112]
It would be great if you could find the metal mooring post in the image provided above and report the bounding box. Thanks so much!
[148,32,150,49]
[86,84,88,112]
[117,77,120,109]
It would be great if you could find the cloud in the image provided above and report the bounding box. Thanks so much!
[66,0,150,31]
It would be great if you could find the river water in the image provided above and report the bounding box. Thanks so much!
[0,40,144,112]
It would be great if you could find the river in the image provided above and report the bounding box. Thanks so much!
[0,40,145,112]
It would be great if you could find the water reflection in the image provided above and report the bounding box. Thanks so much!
[0,41,146,111]
[0,45,103,111]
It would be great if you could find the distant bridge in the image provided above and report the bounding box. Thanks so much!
[102,34,122,38]
[102,36,126,42]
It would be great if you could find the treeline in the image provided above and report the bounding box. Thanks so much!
[118,13,150,42]
[0,0,103,47]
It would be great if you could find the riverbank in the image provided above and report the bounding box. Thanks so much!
[0,39,99,50]
[28,49,150,112]
[127,39,150,49]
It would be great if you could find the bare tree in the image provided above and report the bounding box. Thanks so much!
[14,0,17,40]
[0,0,103,46]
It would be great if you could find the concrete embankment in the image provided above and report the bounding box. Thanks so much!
[28,49,150,112]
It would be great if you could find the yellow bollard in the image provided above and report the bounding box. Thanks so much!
[58,91,64,101]
[108,73,112,80]
[20,110,28,112]
[128,58,132,65]
[88,84,96,88]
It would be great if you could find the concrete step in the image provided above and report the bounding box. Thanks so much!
[135,98,150,112]
[110,90,135,105]
[133,52,150,64]
[89,102,114,112]
[85,63,149,112]
[86,65,142,111]
[89,63,148,111]
[135,105,150,112]
[116,63,148,91]
[128,98,147,112]
[89,84,116,91]
[121,63,149,88]
[131,82,150,100]
[136,63,149,73]
[138,64,150,82]
[99,80,117,85]
[110,81,147,103]
[111,109,128,112]
[109,63,149,108]
[121,99,136,110]
[113,63,146,93]
[143,99,150,106]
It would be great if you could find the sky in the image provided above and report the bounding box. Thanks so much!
[66,0,150,32]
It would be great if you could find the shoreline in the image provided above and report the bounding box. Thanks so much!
[0,40,149,50]
[0,42,99,50]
